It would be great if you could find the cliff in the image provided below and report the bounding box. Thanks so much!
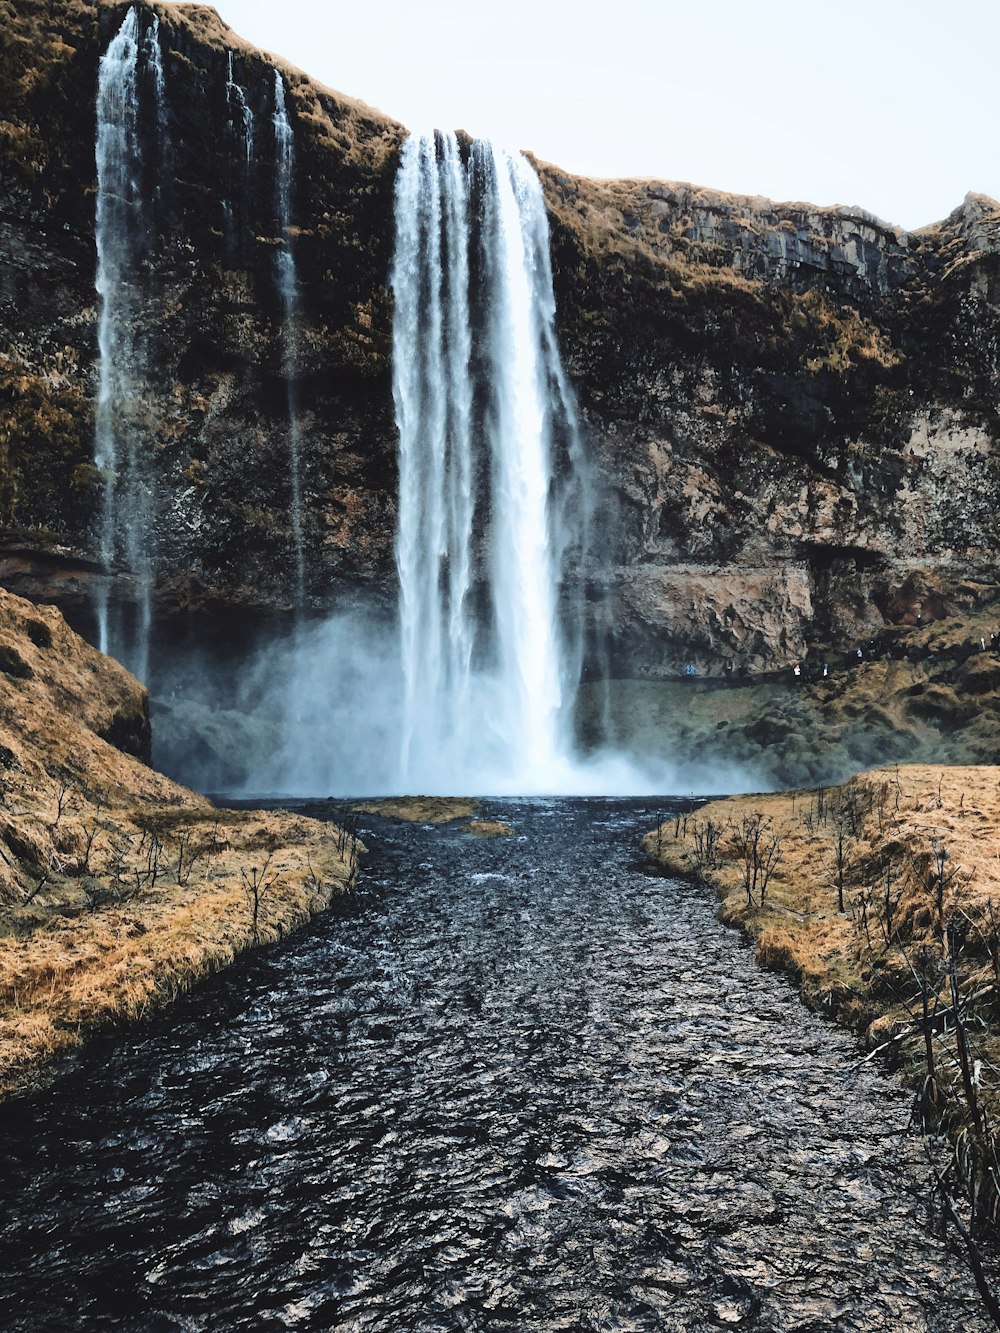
[1,0,404,627]
[539,169,1000,674]
[2,0,999,702]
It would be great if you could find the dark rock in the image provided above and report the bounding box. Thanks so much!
[0,0,998,694]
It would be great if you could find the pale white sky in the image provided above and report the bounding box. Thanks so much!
[203,0,998,230]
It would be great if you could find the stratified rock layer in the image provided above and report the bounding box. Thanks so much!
[1,0,999,682]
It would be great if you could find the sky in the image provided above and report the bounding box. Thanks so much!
[203,0,998,231]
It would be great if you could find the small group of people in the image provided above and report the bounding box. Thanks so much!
[791,660,829,683]
[688,623,1000,689]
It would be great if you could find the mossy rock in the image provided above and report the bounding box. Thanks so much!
[461,820,514,838]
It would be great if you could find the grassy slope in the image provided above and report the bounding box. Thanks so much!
[0,587,356,1098]
[644,763,1000,1219]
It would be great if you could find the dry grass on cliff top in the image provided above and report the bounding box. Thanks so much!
[644,765,1000,1208]
[0,587,355,1099]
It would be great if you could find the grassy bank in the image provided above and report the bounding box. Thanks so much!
[644,764,1000,1231]
[351,798,513,837]
[0,588,357,1099]
[1,808,358,1100]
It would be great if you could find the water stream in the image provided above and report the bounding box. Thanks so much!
[0,802,990,1330]
[273,71,306,613]
[94,4,162,682]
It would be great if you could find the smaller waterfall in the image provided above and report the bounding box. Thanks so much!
[273,72,305,612]
[226,52,253,171]
[392,133,588,791]
[224,52,254,250]
[94,5,160,683]
[144,15,165,131]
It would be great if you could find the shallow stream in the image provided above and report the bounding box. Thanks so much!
[0,800,991,1330]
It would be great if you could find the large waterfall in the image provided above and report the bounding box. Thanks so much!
[391,133,587,791]
[93,5,163,683]
[273,72,306,612]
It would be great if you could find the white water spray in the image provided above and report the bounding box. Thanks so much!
[272,72,305,611]
[391,133,587,791]
[94,5,160,682]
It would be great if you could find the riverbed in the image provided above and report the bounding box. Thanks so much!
[0,799,991,1330]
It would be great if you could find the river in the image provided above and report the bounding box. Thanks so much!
[0,799,991,1330]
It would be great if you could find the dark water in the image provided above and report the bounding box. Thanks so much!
[0,800,992,1331]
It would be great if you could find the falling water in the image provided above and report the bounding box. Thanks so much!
[272,72,305,612]
[94,5,161,682]
[226,52,254,168]
[144,15,165,139]
[223,52,254,254]
[391,132,586,791]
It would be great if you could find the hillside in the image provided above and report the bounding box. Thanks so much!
[0,584,355,1097]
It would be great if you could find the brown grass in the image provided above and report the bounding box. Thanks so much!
[0,588,355,1099]
[0,812,355,1099]
[644,764,1000,1219]
[352,797,479,824]
[461,819,514,838]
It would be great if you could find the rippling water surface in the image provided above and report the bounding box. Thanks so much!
[0,800,992,1330]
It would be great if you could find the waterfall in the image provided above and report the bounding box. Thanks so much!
[272,72,305,611]
[226,52,254,168]
[223,52,254,253]
[144,15,165,135]
[391,132,586,791]
[94,5,161,683]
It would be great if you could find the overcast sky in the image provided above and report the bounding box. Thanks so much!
[204,0,998,231]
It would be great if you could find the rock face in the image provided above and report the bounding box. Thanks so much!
[538,172,1000,673]
[1,0,404,635]
[2,0,999,687]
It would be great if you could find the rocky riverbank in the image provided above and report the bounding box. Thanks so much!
[583,590,1000,788]
[0,587,356,1099]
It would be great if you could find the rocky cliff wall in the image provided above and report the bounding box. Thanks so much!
[538,168,1000,673]
[1,0,404,631]
[2,0,999,681]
